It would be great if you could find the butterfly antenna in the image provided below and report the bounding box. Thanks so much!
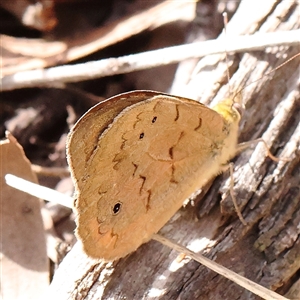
[235,52,300,97]
[222,12,232,99]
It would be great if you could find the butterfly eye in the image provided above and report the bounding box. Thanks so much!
[139,132,144,139]
[233,102,245,118]
[112,202,122,215]
[152,116,157,123]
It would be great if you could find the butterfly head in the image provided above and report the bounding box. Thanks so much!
[212,95,244,127]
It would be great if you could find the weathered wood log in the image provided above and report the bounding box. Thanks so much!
[47,0,300,299]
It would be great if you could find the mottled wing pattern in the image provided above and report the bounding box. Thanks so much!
[67,91,236,260]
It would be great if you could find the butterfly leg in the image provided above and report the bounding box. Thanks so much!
[218,163,247,226]
[227,138,289,226]
[236,138,289,162]
[228,163,247,226]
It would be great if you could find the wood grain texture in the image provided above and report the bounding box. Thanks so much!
[48,0,300,299]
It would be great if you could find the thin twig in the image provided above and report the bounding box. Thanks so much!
[5,174,73,208]
[1,29,299,91]
[152,234,289,300]
[4,174,290,299]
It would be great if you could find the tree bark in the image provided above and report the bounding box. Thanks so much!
[47,0,300,299]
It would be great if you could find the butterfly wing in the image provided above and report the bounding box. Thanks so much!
[67,91,235,260]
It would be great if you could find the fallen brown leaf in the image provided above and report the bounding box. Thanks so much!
[0,132,49,300]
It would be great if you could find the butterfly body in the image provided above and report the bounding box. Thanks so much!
[67,91,241,260]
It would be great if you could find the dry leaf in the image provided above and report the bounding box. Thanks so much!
[1,0,196,75]
[0,132,49,300]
